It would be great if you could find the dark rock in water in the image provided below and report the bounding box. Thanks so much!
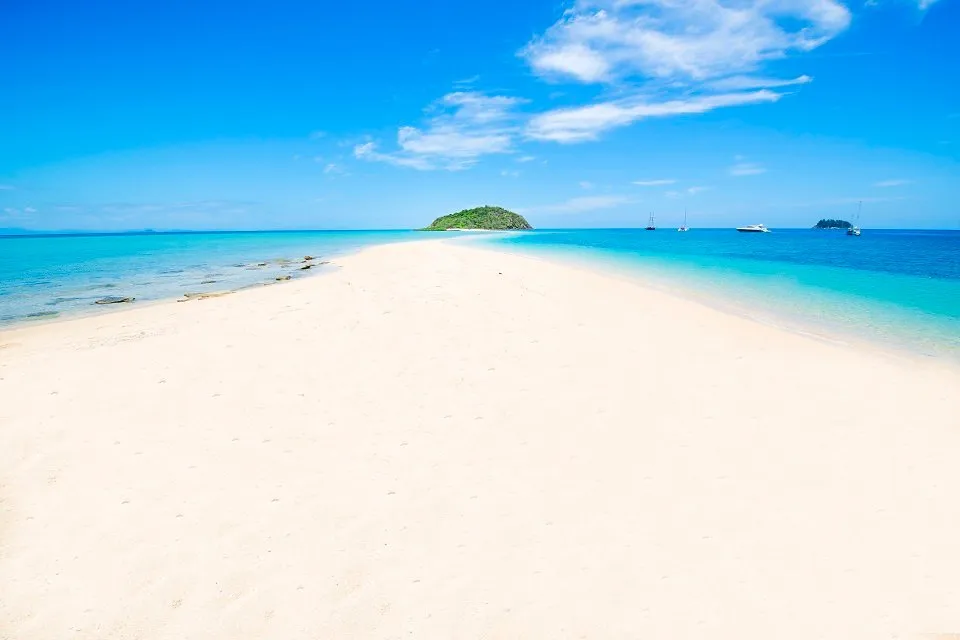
[27,310,60,319]
[300,264,312,270]
[319,261,330,265]
[95,296,134,305]
[303,255,315,261]
[257,262,268,267]
[276,275,292,281]
[200,280,217,284]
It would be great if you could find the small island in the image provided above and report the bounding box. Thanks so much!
[813,219,853,230]
[421,206,533,231]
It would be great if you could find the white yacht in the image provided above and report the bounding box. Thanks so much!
[736,224,771,233]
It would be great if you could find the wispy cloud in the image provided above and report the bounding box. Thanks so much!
[453,74,481,86]
[355,91,526,170]
[527,91,781,142]
[729,161,766,176]
[633,179,676,186]
[874,179,911,187]
[919,0,940,9]
[707,75,813,92]
[2,206,35,219]
[667,186,709,197]
[526,195,632,214]
[323,163,344,175]
[500,169,521,178]
[522,0,850,84]
[308,130,327,140]
[518,0,847,144]
[516,155,536,163]
[786,196,907,207]
[354,142,434,170]
[579,181,594,189]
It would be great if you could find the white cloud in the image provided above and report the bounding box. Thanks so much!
[633,179,676,186]
[309,131,327,140]
[729,162,766,176]
[522,0,851,84]
[516,0,845,145]
[708,74,813,91]
[354,142,434,170]
[355,91,526,170]
[526,90,781,142]
[323,163,343,175]
[667,186,709,197]
[527,195,632,214]
[501,170,521,178]
[874,179,911,187]
[528,42,612,82]
[516,155,536,163]
[579,180,595,189]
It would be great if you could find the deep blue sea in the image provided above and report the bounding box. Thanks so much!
[2,228,959,360]
[484,229,960,360]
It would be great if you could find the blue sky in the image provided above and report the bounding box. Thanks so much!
[1,0,958,230]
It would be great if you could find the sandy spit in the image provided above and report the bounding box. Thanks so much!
[1,240,958,639]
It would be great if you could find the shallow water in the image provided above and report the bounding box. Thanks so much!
[482,229,960,360]
[0,230,420,325]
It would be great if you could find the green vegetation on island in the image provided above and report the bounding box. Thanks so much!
[813,219,853,229]
[421,206,533,231]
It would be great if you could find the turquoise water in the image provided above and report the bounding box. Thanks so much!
[3,228,959,360]
[0,230,418,325]
[485,229,960,360]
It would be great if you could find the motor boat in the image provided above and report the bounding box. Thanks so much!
[736,224,771,233]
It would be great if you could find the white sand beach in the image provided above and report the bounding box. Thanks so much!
[2,239,959,639]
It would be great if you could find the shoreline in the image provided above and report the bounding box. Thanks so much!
[3,239,959,638]
[4,236,958,370]
[468,238,960,367]
[0,230,424,330]
[0,262,335,333]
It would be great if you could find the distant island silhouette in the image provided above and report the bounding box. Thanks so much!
[813,219,853,230]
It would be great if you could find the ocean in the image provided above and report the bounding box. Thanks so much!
[482,228,960,360]
[2,228,959,360]
[0,230,419,325]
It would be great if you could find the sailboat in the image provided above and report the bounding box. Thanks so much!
[678,208,689,232]
[645,212,656,231]
[847,201,862,236]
